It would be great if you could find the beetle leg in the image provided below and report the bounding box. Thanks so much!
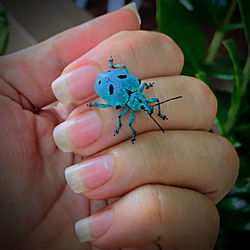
[139,82,154,92]
[147,98,168,120]
[87,102,112,108]
[114,107,129,136]
[108,56,129,73]
[128,110,136,144]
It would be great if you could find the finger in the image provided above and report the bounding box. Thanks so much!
[53,76,217,155]
[90,200,107,214]
[65,131,239,204]
[51,30,184,104]
[0,5,140,109]
[44,102,77,122]
[123,243,161,250]
[74,185,220,249]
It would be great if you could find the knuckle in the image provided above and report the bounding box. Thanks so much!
[113,30,184,76]
[199,195,220,245]
[204,133,239,203]
[214,135,239,197]
[113,31,143,74]
[137,185,165,230]
[185,76,218,130]
[156,32,184,73]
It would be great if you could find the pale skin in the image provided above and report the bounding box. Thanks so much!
[0,7,239,250]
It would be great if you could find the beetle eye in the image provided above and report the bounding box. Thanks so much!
[109,84,114,95]
[117,74,127,79]
[98,80,101,85]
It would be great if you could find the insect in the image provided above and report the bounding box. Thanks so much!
[88,56,182,143]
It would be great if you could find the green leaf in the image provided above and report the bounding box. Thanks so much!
[223,39,242,108]
[216,228,250,249]
[0,10,9,55]
[216,183,250,249]
[0,10,8,24]
[202,57,234,80]
[238,0,250,45]
[236,153,250,186]
[234,123,250,154]
[217,184,250,232]
[234,123,250,132]
[215,90,231,129]
[188,0,230,28]
[195,71,212,88]
[218,22,244,32]
[238,98,250,117]
[157,0,204,75]
[236,94,250,122]
[227,135,242,148]
[218,198,250,231]
[218,196,250,214]
[228,183,250,197]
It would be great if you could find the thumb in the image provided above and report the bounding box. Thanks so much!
[0,3,140,109]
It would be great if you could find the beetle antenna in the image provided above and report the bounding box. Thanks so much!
[146,112,165,133]
[152,96,183,107]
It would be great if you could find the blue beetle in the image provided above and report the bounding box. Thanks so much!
[88,56,182,143]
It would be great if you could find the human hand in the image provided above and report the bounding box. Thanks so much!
[0,6,140,250]
[0,4,239,249]
[51,9,239,250]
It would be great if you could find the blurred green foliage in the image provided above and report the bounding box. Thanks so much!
[157,0,250,248]
[0,9,9,55]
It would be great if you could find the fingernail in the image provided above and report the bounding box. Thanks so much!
[122,2,141,25]
[75,209,113,242]
[65,155,113,193]
[53,111,101,152]
[51,65,99,104]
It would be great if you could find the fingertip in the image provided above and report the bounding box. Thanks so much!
[53,120,75,152]
[121,2,141,26]
[52,65,98,104]
[51,74,74,104]
[75,208,113,243]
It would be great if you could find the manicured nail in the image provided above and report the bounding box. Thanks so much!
[65,155,113,193]
[75,209,113,242]
[122,2,141,25]
[51,65,99,104]
[53,111,101,152]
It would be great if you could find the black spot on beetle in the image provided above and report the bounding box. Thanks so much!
[115,105,121,109]
[108,70,111,72]
[98,80,101,85]
[109,84,114,95]
[138,79,141,84]
[139,99,142,103]
[140,105,145,110]
[117,74,127,79]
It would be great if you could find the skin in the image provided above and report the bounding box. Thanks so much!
[0,8,239,250]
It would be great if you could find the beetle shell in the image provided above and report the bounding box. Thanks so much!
[94,69,140,109]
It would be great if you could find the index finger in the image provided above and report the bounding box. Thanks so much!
[51,30,184,104]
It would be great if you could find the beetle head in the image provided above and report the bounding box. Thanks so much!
[139,102,153,115]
